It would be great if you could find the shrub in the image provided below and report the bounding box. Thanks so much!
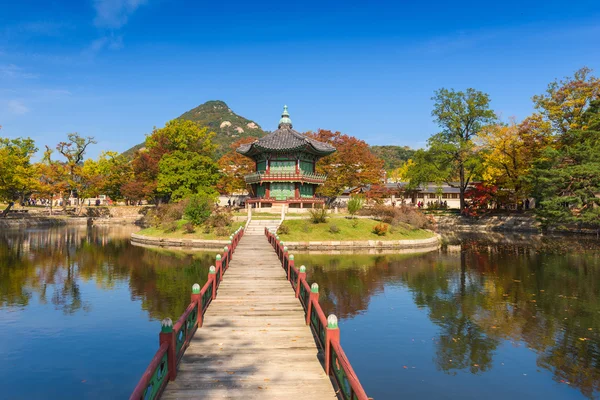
[146,200,187,228]
[164,221,178,233]
[202,225,211,234]
[206,208,232,228]
[184,222,195,233]
[215,226,229,237]
[347,196,364,218]
[308,207,328,224]
[277,223,290,235]
[372,222,388,236]
[351,219,359,228]
[329,224,340,234]
[372,205,431,229]
[184,194,213,226]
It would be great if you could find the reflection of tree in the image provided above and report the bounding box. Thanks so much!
[0,226,214,320]
[296,236,600,398]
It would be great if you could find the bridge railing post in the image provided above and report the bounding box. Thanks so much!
[307,283,319,325]
[283,246,289,271]
[159,318,177,381]
[288,255,294,280]
[209,266,217,299]
[216,255,223,281]
[228,241,233,260]
[296,265,306,298]
[325,314,339,375]
[191,283,202,328]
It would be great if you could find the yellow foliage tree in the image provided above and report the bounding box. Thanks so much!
[478,116,552,204]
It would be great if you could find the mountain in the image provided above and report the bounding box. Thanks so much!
[123,100,267,159]
[369,145,415,171]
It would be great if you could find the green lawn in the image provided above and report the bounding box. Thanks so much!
[276,218,435,241]
[138,220,245,240]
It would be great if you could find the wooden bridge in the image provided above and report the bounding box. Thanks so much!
[131,224,368,400]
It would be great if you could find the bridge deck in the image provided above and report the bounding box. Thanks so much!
[162,233,336,399]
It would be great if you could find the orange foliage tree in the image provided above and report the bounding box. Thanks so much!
[305,130,384,199]
[216,137,257,195]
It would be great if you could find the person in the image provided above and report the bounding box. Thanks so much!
[228,199,231,207]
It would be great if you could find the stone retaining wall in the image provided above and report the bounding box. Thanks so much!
[130,233,229,250]
[435,214,541,232]
[282,235,440,251]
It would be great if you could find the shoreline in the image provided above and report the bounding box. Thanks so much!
[280,234,441,251]
[130,232,231,250]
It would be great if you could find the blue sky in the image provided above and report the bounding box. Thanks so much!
[1,0,599,158]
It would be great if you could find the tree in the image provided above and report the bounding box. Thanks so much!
[129,119,217,203]
[533,67,600,135]
[156,151,220,201]
[37,146,69,215]
[55,133,97,208]
[217,137,257,195]
[528,100,600,229]
[478,117,552,205]
[0,137,39,215]
[410,88,496,210]
[305,130,384,200]
[388,159,415,183]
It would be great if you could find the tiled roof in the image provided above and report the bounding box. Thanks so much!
[237,125,335,156]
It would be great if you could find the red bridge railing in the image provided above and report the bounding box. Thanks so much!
[129,227,245,400]
[265,227,370,400]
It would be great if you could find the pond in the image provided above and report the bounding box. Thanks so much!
[0,226,217,399]
[295,233,600,400]
[0,227,599,399]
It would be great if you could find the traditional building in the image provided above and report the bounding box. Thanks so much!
[237,106,335,208]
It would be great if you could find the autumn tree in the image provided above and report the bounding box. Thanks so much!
[532,67,600,135]
[217,137,257,195]
[37,146,69,215]
[0,137,39,215]
[478,116,552,205]
[409,88,496,210]
[305,129,384,200]
[55,133,97,208]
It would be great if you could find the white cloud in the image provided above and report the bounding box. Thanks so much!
[93,0,148,29]
[7,100,29,115]
[0,64,39,79]
[82,35,124,58]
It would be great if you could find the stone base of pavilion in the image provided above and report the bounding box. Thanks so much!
[246,198,325,210]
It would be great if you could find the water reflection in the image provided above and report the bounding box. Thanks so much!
[0,226,217,399]
[0,226,213,320]
[296,234,600,399]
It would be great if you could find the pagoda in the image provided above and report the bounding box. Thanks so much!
[237,105,335,208]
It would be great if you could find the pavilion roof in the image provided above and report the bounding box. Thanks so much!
[237,106,335,157]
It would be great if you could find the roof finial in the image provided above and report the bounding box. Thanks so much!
[279,105,292,128]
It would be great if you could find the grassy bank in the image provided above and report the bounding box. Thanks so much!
[138,220,244,240]
[277,218,435,241]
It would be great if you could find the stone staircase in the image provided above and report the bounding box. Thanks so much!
[244,219,281,235]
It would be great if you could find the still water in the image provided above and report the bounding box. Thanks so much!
[296,233,600,400]
[0,226,216,399]
[0,228,599,399]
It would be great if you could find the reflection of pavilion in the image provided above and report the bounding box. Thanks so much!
[237,106,335,209]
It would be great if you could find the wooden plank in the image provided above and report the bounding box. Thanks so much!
[162,230,336,399]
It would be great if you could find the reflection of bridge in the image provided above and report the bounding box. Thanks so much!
[130,222,368,400]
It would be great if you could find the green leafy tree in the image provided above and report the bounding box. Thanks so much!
[528,100,600,229]
[0,137,39,215]
[409,88,496,210]
[157,151,220,201]
[133,119,218,203]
